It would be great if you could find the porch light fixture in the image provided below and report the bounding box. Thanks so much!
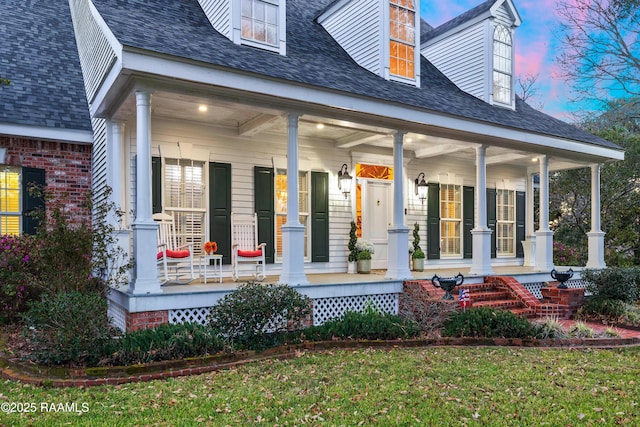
[337,163,352,199]
[415,172,428,204]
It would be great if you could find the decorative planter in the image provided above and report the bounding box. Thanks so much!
[347,261,357,274]
[412,258,424,272]
[357,259,371,274]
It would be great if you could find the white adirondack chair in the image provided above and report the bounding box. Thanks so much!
[231,212,266,282]
[154,212,195,284]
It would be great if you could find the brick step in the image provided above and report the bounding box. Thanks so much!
[459,283,498,292]
[472,299,524,310]
[509,307,538,318]
[469,290,511,301]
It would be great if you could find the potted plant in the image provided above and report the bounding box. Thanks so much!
[347,220,358,274]
[412,223,425,272]
[356,239,375,274]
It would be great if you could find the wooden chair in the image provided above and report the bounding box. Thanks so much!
[154,212,195,284]
[231,212,266,282]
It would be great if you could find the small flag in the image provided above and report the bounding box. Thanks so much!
[459,288,471,309]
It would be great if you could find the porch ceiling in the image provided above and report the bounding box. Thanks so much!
[113,90,591,171]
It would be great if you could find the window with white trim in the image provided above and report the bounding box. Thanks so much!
[389,0,416,80]
[440,184,461,257]
[496,189,515,255]
[275,169,309,261]
[0,167,20,235]
[493,25,512,105]
[164,159,206,254]
[241,0,279,47]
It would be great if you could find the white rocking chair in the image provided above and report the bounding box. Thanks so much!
[154,212,195,284]
[231,212,266,282]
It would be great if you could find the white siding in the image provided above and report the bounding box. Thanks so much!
[495,4,515,27]
[421,22,488,101]
[320,0,383,77]
[68,0,117,103]
[197,0,232,39]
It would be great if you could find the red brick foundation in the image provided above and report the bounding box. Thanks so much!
[541,286,585,318]
[125,310,169,331]
[0,136,92,225]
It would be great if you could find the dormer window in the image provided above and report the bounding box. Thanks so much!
[493,25,512,105]
[389,0,416,80]
[241,0,278,46]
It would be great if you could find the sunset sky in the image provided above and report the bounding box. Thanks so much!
[421,1,581,121]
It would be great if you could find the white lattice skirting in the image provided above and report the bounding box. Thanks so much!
[107,300,127,332]
[167,293,400,327]
[312,293,399,326]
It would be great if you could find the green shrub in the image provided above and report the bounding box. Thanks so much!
[22,292,119,366]
[442,307,534,338]
[567,321,595,338]
[582,268,640,304]
[0,234,41,324]
[532,317,570,339]
[207,282,311,350]
[575,298,640,326]
[107,323,226,366]
[306,303,421,341]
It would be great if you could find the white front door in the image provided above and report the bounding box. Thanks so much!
[363,180,392,269]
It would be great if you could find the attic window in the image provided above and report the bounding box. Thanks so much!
[389,0,416,80]
[241,0,278,46]
[493,25,512,105]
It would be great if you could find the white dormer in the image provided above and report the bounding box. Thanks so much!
[421,0,521,108]
[318,0,421,87]
[197,0,287,55]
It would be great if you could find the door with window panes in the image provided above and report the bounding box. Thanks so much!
[164,159,206,255]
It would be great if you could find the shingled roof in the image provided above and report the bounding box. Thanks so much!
[0,1,91,132]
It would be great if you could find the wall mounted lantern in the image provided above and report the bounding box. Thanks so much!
[337,163,352,199]
[415,172,428,204]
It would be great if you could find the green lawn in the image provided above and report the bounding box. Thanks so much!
[1,347,639,426]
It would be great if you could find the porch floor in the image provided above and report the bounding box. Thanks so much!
[158,265,577,294]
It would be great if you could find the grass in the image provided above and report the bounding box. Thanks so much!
[1,346,639,426]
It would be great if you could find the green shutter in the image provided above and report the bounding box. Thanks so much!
[210,163,232,264]
[254,166,275,264]
[151,156,162,214]
[516,191,525,258]
[311,171,329,262]
[21,167,45,235]
[427,182,440,260]
[463,186,474,259]
[487,188,497,258]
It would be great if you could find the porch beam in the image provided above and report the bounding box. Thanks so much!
[279,112,309,286]
[237,113,281,137]
[335,132,387,149]
[386,131,411,280]
[485,152,530,165]
[587,163,606,268]
[469,145,494,275]
[413,142,473,159]
[129,90,162,295]
[535,155,554,271]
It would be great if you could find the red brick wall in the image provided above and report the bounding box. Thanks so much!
[125,310,169,331]
[0,136,92,225]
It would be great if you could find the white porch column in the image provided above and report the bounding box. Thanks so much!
[386,131,411,280]
[279,113,309,286]
[469,145,494,275]
[129,90,161,294]
[535,155,554,271]
[522,172,536,266]
[586,163,606,268]
[107,121,125,211]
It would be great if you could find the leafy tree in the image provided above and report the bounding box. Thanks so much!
[550,99,640,266]
[555,0,639,106]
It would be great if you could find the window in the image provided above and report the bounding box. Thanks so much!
[493,25,512,105]
[164,159,206,254]
[440,184,461,257]
[0,167,20,235]
[241,0,278,46]
[496,189,515,255]
[275,170,309,261]
[389,0,416,80]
